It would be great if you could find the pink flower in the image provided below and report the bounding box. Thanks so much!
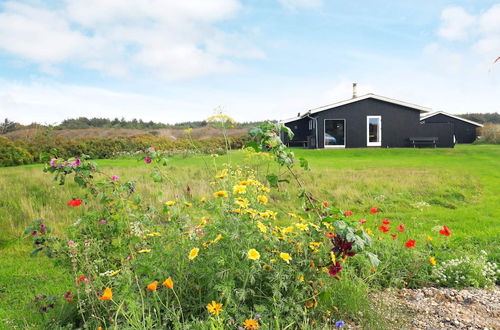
[358,219,367,224]
[111,176,119,181]
[50,158,57,167]
[145,156,151,164]
[396,224,405,232]
[99,219,108,224]
[67,240,75,246]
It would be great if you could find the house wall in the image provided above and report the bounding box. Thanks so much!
[312,98,422,148]
[415,122,455,147]
[421,114,478,143]
[283,118,312,146]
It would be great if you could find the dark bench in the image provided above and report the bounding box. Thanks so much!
[409,137,438,148]
[287,140,308,148]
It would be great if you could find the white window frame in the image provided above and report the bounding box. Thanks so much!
[324,119,346,148]
[366,116,382,147]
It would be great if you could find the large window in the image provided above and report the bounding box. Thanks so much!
[324,119,345,147]
[367,116,382,146]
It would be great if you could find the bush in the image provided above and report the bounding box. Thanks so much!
[0,136,33,166]
[477,124,500,144]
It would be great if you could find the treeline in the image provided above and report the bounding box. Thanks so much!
[0,133,249,167]
[0,117,265,133]
[459,113,500,124]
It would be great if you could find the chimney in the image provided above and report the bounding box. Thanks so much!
[297,112,300,117]
[352,82,358,98]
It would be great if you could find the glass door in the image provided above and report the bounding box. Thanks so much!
[324,119,345,147]
[367,116,381,146]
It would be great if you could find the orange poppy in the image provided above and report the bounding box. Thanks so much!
[98,287,112,300]
[162,277,174,289]
[147,281,159,291]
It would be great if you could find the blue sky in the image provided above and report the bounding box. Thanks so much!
[0,0,499,124]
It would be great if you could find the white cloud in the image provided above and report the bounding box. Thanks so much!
[0,0,262,80]
[277,0,323,10]
[438,6,476,41]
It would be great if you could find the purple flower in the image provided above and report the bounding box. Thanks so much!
[329,261,343,277]
[31,231,38,236]
[50,158,57,167]
[99,219,108,224]
[254,314,261,320]
[40,223,46,234]
[111,175,119,181]
[145,156,151,164]
[335,320,345,328]
[67,240,75,246]
[64,291,71,298]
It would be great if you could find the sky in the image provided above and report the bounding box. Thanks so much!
[0,0,499,125]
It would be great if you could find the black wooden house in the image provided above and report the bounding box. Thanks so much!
[420,111,483,144]
[282,88,456,148]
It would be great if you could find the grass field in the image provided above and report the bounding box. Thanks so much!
[0,144,499,328]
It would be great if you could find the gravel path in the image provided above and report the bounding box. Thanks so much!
[373,287,500,330]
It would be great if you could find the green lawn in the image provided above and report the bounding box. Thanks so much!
[0,144,499,328]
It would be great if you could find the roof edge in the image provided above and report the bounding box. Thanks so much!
[420,111,484,127]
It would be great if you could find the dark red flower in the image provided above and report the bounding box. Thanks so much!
[328,261,343,277]
[370,207,378,214]
[405,239,416,248]
[391,234,398,240]
[382,219,390,225]
[323,202,329,207]
[358,219,367,224]
[379,225,390,232]
[344,211,353,217]
[325,232,335,239]
[396,224,405,232]
[67,199,82,207]
[439,225,451,237]
[332,236,355,257]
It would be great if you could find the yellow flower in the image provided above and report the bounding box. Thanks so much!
[232,208,242,214]
[165,201,176,206]
[233,185,247,195]
[263,264,272,270]
[188,248,200,260]
[162,277,174,289]
[426,235,433,242]
[206,301,223,315]
[109,269,121,277]
[280,252,292,264]
[282,226,294,233]
[330,252,336,263]
[256,221,267,233]
[212,234,223,244]
[257,195,268,204]
[295,223,309,231]
[297,274,304,282]
[214,190,228,198]
[147,281,158,291]
[138,249,151,253]
[184,128,192,135]
[247,249,260,260]
[215,169,227,179]
[146,232,162,237]
[210,154,219,158]
[200,197,206,203]
[270,258,276,263]
[259,186,270,193]
[234,197,249,208]
[239,180,250,185]
[366,228,373,236]
[243,319,260,329]
[429,256,437,266]
[184,202,193,207]
[98,287,113,301]
[309,242,321,251]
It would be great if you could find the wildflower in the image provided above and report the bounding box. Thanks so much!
[379,225,390,232]
[147,281,159,291]
[109,270,121,277]
[138,249,151,253]
[366,228,373,236]
[305,300,316,308]
[260,186,270,193]
[332,235,356,257]
[256,221,267,233]
[325,232,335,239]
[212,234,223,244]
[67,199,82,207]
[146,232,162,237]
[233,185,247,195]
[162,277,174,289]
[234,197,249,208]
[184,202,193,207]
[243,319,260,329]
[50,158,57,167]
[210,154,219,158]
[295,223,309,231]
[297,274,305,282]
[405,239,416,248]
[184,128,192,135]
[280,252,292,264]
[257,195,268,204]
[370,207,378,214]
[206,301,223,315]
[200,197,206,203]
[215,169,227,179]
[145,156,151,164]
[214,191,228,198]
[189,248,200,260]
[248,249,260,260]
[165,201,176,206]
[330,251,336,263]
[76,275,89,284]
[111,175,119,181]
[263,264,272,270]
[98,287,112,300]
[99,219,108,224]
[396,224,405,232]
[335,320,346,328]
[67,240,74,246]
[429,257,437,266]
[328,261,343,276]
[391,234,398,240]
[323,202,329,207]
[344,211,353,216]
[439,225,451,236]
[426,235,433,241]
[382,219,390,225]
[309,242,321,251]
[358,219,367,224]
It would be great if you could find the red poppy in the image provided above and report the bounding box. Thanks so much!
[405,239,416,248]
[382,219,390,225]
[439,225,451,236]
[67,199,82,207]
[396,224,405,232]
[344,211,353,216]
[379,225,390,232]
[76,275,89,284]
[358,219,367,224]
[391,234,398,240]
[370,207,378,214]
[323,202,329,207]
[325,232,335,239]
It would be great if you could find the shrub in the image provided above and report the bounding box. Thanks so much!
[477,124,500,144]
[0,136,33,166]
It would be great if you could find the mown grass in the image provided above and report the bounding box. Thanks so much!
[0,144,498,328]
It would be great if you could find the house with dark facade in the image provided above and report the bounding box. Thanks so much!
[420,111,483,144]
[281,86,459,148]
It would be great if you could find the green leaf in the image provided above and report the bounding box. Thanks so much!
[365,252,380,268]
[299,158,310,171]
[266,174,279,188]
[245,141,260,152]
[151,170,163,183]
[39,152,51,162]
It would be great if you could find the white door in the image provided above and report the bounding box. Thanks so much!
[367,116,382,147]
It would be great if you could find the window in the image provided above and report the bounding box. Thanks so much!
[367,116,381,146]
[324,119,345,147]
[308,119,315,130]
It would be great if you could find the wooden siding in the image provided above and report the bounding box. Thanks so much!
[421,113,479,143]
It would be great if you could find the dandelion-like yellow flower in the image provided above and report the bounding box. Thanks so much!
[212,234,223,244]
[259,186,270,193]
[232,208,242,214]
[188,248,200,260]
[213,191,228,198]
[256,221,267,233]
[243,319,260,329]
[366,228,373,236]
[138,249,151,253]
[215,169,227,179]
[165,201,176,206]
[200,197,206,203]
[184,202,193,207]
[295,223,309,231]
[257,195,268,204]
[206,301,223,315]
[282,226,294,233]
[309,242,321,251]
[247,249,260,260]
[239,180,250,186]
[280,252,292,264]
[234,197,249,208]
[297,274,304,282]
[429,256,437,266]
[233,185,247,195]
